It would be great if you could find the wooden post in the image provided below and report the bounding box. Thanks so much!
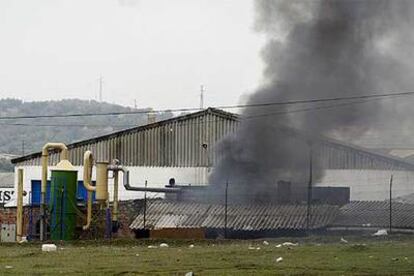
[16,168,24,242]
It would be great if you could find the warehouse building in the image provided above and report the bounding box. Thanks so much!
[9,107,414,205]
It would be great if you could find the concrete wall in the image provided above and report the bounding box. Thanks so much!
[12,165,210,206]
[317,169,414,201]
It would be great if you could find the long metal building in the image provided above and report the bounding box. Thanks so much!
[10,107,414,202]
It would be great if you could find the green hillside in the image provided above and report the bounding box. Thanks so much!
[0,99,173,169]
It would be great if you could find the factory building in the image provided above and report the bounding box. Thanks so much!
[2,107,414,239]
[10,107,414,205]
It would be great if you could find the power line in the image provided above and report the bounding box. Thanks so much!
[0,98,381,128]
[0,96,400,128]
[0,90,413,121]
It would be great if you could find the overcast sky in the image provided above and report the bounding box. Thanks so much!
[0,0,264,109]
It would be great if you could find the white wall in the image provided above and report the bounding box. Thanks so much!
[317,169,414,201]
[0,188,14,204]
[11,165,210,206]
[12,166,414,205]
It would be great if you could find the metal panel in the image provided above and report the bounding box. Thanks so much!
[1,224,16,243]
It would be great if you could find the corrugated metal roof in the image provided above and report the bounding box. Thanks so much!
[332,201,414,229]
[130,201,339,231]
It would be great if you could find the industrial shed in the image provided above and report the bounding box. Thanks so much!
[10,107,414,203]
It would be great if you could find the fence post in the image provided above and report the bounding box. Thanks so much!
[224,181,228,239]
[143,180,147,229]
[306,143,313,232]
[389,174,393,234]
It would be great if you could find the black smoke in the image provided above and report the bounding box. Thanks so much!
[209,0,414,203]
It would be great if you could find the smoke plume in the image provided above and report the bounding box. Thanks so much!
[209,0,414,203]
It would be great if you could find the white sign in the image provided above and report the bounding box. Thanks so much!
[0,188,15,204]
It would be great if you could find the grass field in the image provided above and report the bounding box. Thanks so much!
[1,236,414,275]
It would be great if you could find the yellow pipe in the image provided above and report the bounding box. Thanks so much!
[82,151,95,230]
[96,162,109,202]
[113,170,119,222]
[40,142,68,241]
[83,151,96,192]
[16,168,23,242]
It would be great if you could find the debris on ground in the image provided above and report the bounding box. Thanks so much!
[282,242,298,246]
[248,246,256,250]
[160,243,169,248]
[189,244,195,248]
[340,237,349,244]
[373,229,388,236]
[276,257,283,263]
[263,241,269,246]
[135,254,140,257]
[5,265,13,269]
[41,244,57,252]
[275,244,282,248]
[147,245,157,249]
[256,247,261,250]
[19,237,28,244]
[185,272,194,276]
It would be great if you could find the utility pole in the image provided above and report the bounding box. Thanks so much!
[200,85,205,110]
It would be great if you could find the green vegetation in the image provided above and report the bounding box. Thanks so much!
[0,98,173,171]
[0,237,413,275]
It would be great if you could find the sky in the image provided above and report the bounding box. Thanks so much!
[0,0,265,109]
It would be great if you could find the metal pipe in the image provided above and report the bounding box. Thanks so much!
[83,151,96,192]
[124,184,181,193]
[16,168,24,242]
[82,151,95,230]
[107,163,131,227]
[120,169,181,193]
[40,142,68,241]
[96,162,109,201]
[112,170,119,222]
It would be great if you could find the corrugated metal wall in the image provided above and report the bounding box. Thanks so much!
[18,110,239,167]
[15,109,413,171]
[314,142,410,170]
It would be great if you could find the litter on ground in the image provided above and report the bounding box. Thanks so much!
[373,229,388,236]
[41,244,57,252]
[282,242,298,247]
[276,257,283,263]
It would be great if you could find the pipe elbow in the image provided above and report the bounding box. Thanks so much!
[83,151,96,192]
[42,143,68,160]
